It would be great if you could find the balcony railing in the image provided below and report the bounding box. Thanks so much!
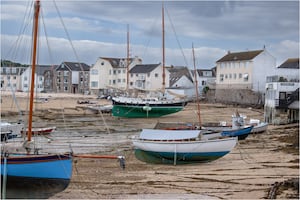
[275,88,299,109]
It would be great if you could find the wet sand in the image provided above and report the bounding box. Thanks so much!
[1,92,299,199]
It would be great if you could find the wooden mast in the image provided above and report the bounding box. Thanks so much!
[192,43,201,127]
[28,0,40,142]
[161,2,166,93]
[126,24,130,91]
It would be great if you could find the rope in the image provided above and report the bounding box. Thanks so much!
[165,7,188,66]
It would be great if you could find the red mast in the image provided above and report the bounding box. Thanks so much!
[28,0,40,142]
[192,43,201,127]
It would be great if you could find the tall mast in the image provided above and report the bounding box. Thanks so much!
[192,43,201,127]
[161,2,165,93]
[126,24,130,90]
[28,0,40,142]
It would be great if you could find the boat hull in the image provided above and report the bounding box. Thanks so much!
[251,122,268,133]
[112,103,186,118]
[133,137,237,165]
[221,126,253,140]
[1,153,72,198]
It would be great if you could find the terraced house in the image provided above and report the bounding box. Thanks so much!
[55,62,90,94]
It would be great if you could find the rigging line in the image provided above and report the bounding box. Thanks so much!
[53,0,88,94]
[53,0,84,71]
[40,8,55,65]
[4,0,33,61]
[165,7,188,66]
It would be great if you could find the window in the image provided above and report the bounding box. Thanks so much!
[220,74,224,82]
[225,74,228,79]
[243,73,249,82]
[123,79,126,83]
[113,70,116,75]
[229,74,232,79]
[279,92,286,100]
[239,73,242,79]
[112,80,116,84]
[233,74,237,79]
[118,79,121,83]
[155,73,158,78]
[91,69,98,75]
[64,86,68,91]
[91,81,98,87]
[13,76,16,80]
[118,70,121,74]
[147,73,150,77]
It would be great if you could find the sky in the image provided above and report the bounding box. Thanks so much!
[1,0,299,69]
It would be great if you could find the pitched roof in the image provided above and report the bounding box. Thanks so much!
[278,58,299,69]
[196,69,215,77]
[129,64,160,73]
[101,57,140,68]
[35,65,53,76]
[1,66,27,75]
[168,66,193,86]
[56,62,90,71]
[216,50,263,62]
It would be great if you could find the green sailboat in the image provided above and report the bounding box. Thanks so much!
[112,4,188,118]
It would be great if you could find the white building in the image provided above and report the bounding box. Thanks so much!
[1,66,26,91]
[264,58,299,124]
[167,66,194,99]
[216,48,276,93]
[129,63,168,91]
[21,65,51,93]
[89,56,142,95]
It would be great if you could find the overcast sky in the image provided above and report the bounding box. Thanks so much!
[1,0,299,69]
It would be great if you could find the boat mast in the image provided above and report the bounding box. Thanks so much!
[192,43,201,127]
[161,2,166,93]
[28,0,40,142]
[126,24,130,91]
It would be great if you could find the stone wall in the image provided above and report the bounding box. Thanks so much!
[204,88,264,108]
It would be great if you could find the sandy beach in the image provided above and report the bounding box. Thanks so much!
[1,91,299,199]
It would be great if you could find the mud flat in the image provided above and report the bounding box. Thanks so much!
[1,92,299,199]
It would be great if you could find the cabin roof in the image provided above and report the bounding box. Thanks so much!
[129,63,160,73]
[278,58,299,69]
[217,50,263,62]
[139,129,201,140]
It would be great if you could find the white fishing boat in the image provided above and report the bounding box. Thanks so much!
[132,129,237,165]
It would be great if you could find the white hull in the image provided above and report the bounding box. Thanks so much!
[251,122,268,133]
[133,137,237,153]
[1,122,24,135]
